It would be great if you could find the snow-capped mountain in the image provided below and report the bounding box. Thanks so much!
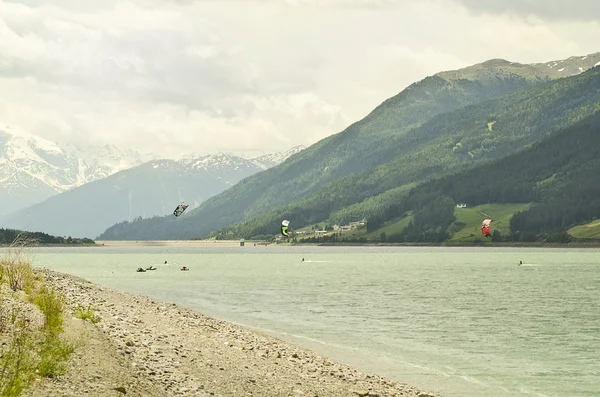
[249,145,306,169]
[180,153,261,172]
[0,145,304,238]
[0,126,154,217]
[176,145,306,179]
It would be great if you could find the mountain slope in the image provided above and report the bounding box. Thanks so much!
[376,110,600,241]
[204,64,600,239]
[0,149,303,239]
[0,127,152,216]
[97,53,600,240]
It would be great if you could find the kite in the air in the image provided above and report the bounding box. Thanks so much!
[173,202,189,217]
[281,220,290,237]
[481,219,492,237]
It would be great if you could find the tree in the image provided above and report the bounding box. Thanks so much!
[491,229,502,242]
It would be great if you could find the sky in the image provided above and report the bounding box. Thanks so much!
[1,0,599,158]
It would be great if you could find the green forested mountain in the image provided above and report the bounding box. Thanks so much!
[98,54,600,241]
[367,110,600,242]
[204,65,600,240]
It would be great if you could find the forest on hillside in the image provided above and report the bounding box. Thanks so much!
[0,228,95,245]
[366,111,600,243]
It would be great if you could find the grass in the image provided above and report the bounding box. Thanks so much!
[360,215,415,239]
[344,203,528,242]
[74,305,102,324]
[0,234,75,395]
[0,316,37,397]
[568,219,600,239]
[450,203,532,241]
[0,253,39,397]
[293,203,531,244]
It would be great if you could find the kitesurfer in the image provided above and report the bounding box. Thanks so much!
[281,220,290,237]
[481,219,492,237]
[173,202,189,217]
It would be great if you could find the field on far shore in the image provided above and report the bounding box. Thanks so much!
[568,219,600,239]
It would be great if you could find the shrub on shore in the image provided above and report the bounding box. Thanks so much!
[0,235,74,395]
[74,305,101,324]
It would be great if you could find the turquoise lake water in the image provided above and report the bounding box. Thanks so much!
[9,245,599,397]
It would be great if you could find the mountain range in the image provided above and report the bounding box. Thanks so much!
[95,51,600,241]
[0,127,156,217]
[0,135,304,238]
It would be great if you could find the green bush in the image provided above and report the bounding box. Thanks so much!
[74,305,102,324]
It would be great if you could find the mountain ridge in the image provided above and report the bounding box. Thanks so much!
[436,52,600,81]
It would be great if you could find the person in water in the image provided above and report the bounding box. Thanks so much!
[302,257,305,262]
[519,260,523,266]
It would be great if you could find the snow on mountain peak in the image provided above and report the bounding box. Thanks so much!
[0,128,152,216]
[30,135,64,156]
[179,153,254,174]
[178,145,306,171]
[250,145,306,169]
[1,130,64,161]
[1,124,306,219]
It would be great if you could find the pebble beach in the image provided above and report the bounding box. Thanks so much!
[23,269,442,397]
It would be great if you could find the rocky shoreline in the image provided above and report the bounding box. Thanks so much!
[24,269,442,397]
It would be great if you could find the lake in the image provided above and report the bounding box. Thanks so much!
[9,245,599,397]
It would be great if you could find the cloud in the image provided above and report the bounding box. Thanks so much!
[0,0,599,158]
[452,0,600,21]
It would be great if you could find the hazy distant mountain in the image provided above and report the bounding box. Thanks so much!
[0,147,304,238]
[0,127,154,217]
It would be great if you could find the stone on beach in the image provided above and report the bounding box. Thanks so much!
[22,269,441,397]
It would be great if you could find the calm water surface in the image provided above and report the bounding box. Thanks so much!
[10,245,599,397]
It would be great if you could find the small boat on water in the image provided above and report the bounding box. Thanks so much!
[180,266,189,271]
[136,267,146,272]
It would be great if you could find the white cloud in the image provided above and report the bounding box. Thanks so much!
[0,0,599,158]
[452,0,600,21]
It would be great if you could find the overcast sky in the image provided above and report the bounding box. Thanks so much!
[1,0,599,158]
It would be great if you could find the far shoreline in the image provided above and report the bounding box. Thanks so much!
[94,239,244,247]
[313,241,600,248]
[88,240,600,248]
[4,239,596,249]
